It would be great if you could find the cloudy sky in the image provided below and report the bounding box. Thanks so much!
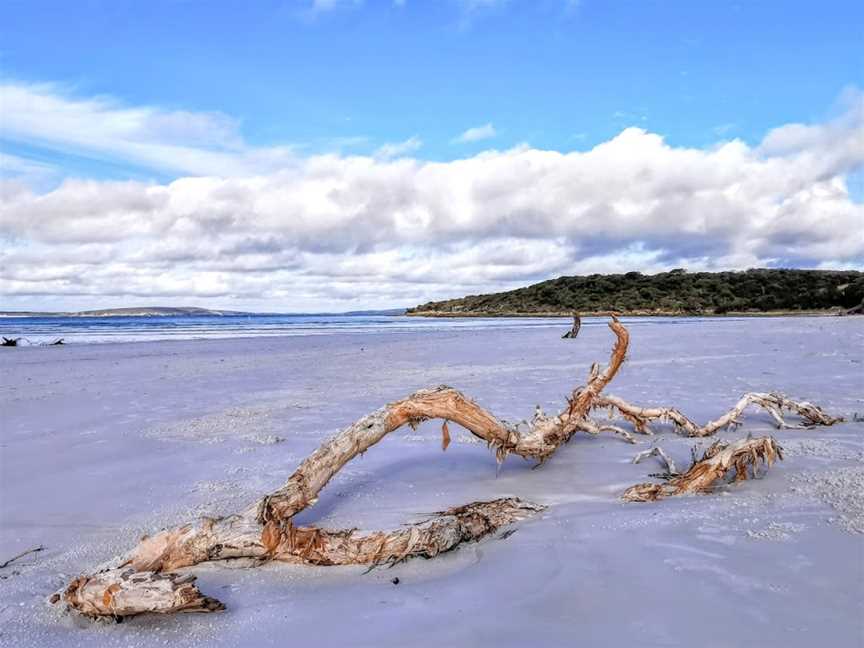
[1,1,863,312]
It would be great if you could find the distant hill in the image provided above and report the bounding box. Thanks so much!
[0,306,409,318]
[0,307,249,318]
[407,269,864,316]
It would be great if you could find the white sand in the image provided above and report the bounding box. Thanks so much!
[1,316,862,647]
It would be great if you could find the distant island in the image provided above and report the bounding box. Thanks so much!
[0,307,249,318]
[408,269,864,317]
[0,307,408,318]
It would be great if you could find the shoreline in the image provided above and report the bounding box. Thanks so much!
[406,308,850,318]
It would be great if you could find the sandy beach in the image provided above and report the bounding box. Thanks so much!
[1,317,862,647]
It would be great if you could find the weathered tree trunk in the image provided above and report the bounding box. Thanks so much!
[622,436,783,501]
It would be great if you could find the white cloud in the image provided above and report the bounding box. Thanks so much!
[2,89,863,312]
[374,136,423,160]
[309,0,363,14]
[453,123,497,143]
[0,81,297,177]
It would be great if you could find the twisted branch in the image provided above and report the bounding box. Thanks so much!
[595,392,842,437]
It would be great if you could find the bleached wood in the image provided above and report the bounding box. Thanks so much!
[622,436,783,501]
[631,446,678,476]
[595,392,842,437]
[59,498,541,618]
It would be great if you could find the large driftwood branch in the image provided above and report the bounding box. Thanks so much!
[256,317,630,525]
[594,392,842,437]
[622,436,783,502]
[56,320,629,620]
[53,317,842,622]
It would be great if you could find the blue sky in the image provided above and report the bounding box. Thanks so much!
[1,0,863,311]
[3,0,862,173]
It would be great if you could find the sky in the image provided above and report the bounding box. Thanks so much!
[1,0,863,312]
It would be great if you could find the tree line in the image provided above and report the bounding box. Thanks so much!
[408,269,864,315]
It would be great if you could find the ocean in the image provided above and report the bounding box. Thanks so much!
[0,313,759,345]
[0,313,582,344]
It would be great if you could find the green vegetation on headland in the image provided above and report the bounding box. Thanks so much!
[407,269,864,317]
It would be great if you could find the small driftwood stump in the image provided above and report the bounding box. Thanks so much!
[562,314,582,339]
[54,318,842,621]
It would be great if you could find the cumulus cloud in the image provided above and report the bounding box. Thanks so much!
[1,90,863,312]
[454,123,497,143]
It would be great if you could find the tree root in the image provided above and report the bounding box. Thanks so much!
[622,436,783,502]
[594,392,842,437]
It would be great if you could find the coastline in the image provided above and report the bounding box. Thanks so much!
[406,308,850,318]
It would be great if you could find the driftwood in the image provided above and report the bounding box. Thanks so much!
[562,313,581,339]
[0,545,44,569]
[55,319,632,619]
[53,317,842,621]
[623,436,783,501]
[845,300,864,315]
[0,337,64,347]
[593,392,842,437]
[58,498,542,618]
[631,446,678,477]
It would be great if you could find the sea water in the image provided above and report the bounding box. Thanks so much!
[0,313,714,345]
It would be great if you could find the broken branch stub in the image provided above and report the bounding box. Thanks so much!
[61,570,224,619]
[622,436,783,502]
